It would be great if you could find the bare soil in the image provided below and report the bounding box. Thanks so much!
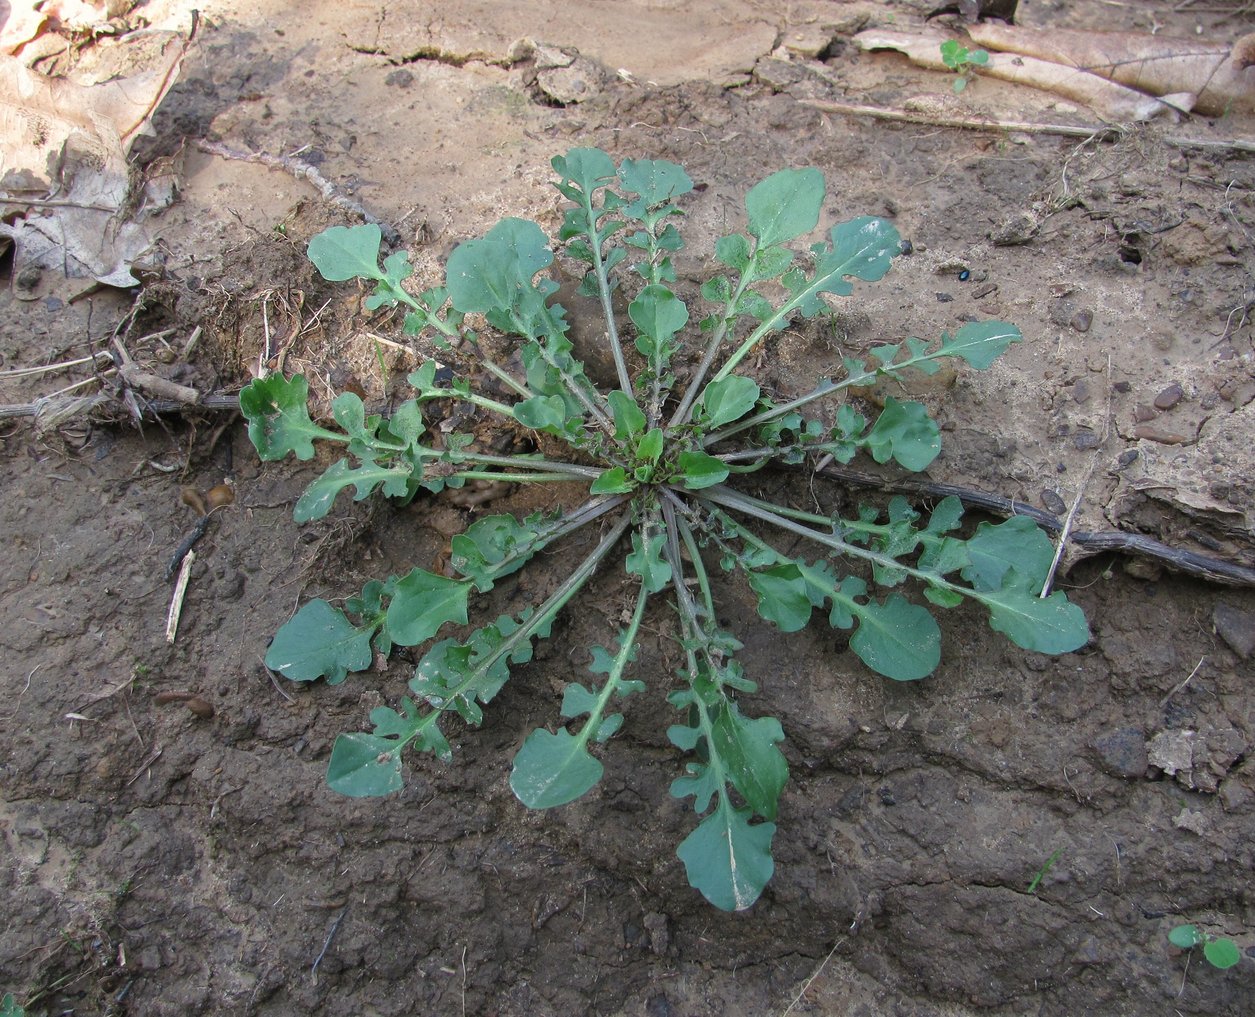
[2,2,1254,1015]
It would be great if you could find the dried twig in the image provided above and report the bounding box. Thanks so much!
[166,551,195,644]
[196,139,400,244]
[311,907,348,979]
[802,98,1255,153]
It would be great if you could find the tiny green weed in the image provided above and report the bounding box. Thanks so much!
[1169,924,1242,970]
[940,38,990,93]
[241,148,1089,910]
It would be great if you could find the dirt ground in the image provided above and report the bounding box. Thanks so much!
[2,1,1254,1014]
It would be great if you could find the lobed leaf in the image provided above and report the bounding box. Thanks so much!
[676,801,776,912]
[863,397,941,472]
[618,157,693,209]
[239,374,329,461]
[294,459,414,522]
[980,571,1090,654]
[446,218,558,339]
[936,320,1022,369]
[265,599,374,684]
[849,593,941,681]
[626,528,673,593]
[711,703,788,819]
[386,569,470,646]
[629,283,689,349]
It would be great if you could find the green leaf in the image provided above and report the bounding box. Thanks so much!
[307,224,384,282]
[0,993,24,1017]
[963,516,1054,590]
[326,732,403,796]
[745,167,824,249]
[513,394,570,434]
[696,375,761,429]
[850,594,941,681]
[676,802,776,912]
[676,450,730,490]
[386,569,470,646]
[626,528,673,593]
[618,157,693,208]
[446,218,557,338]
[239,374,329,461]
[265,599,374,684]
[637,427,664,464]
[936,321,1021,369]
[552,147,617,196]
[712,703,788,819]
[294,459,413,522]
[1204,937,1241,969]
[510,728,604,808]
[451,512,549,591]
[590,466,635,494]
[748,564,811,632]
[629,283,689,347]
[798,216,901,310]
[864,397,940,472]
[1169,924,1202,949]
[715,234,751,272]
[607,390,646,440]
[981,572,1090,654]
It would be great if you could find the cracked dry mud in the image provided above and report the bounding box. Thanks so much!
[2,1,1254,1015]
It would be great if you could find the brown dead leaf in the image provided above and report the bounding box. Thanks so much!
[0,25,189,288]
[968,24,1255,116]
[855,28,1182,121]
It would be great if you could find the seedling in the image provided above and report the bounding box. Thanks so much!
[940,38,990,93]
[1025,846,1064,894]
[241,148,1089,911]
[1169,924,1242,970]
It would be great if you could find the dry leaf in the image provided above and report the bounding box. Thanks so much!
[0,27,189,289]
[855,28,1182,121]
[968,25,1255,116]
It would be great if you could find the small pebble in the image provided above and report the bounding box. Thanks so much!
[1093,727,1148,779]
[1131,424,1191,445]
[1041,489,1067,514]
[1153,383,1184,410]
[1072,379,1091,404]
[1070,309,1093,332]
[1133,404,1157,423]
[936,292,954,303]
[385,69,415,88]
[1112,380,1131,394]
[1074,431,1100,450]
[1213,603,1255,659]
[1116,449,1138,469]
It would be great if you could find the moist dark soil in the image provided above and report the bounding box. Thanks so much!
[2,2,1254,1015]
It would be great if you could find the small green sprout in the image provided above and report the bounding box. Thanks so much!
[940,38,990,93]
[1025,846,1063,894]
[1169,924,1242,970]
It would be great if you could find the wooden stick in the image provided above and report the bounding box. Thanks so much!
[195,139,400,244]
[166,551,195,644]
[802,99,1255,153]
